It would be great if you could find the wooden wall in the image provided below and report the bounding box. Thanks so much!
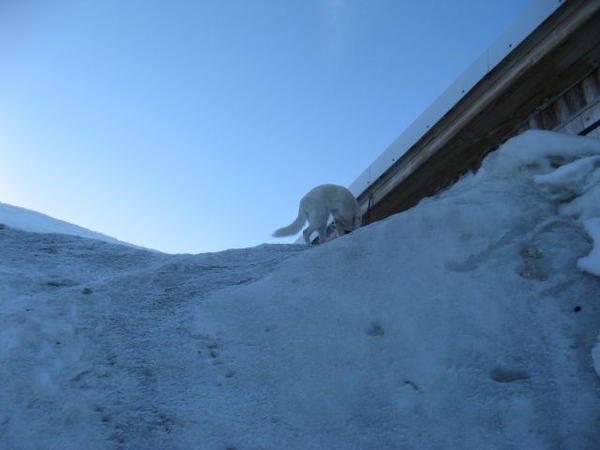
[527,67,600,138]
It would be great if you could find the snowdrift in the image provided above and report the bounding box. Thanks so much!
[0,202,141,249]
[1,130,599,449]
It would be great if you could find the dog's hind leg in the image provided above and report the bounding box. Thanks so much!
[302,223,328,244]
[302,227,313,245]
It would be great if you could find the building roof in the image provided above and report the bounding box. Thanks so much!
[352,0,600,225]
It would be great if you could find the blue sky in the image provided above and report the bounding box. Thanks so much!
[1,0,532,253]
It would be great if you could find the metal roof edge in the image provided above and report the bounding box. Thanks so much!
[348,0,564,199]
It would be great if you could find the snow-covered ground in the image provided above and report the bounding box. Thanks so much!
[0,203,142,249]
[1,130,599,449]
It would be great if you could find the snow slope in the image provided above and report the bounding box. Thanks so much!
[0,202,145,249]
[1,130,599,449]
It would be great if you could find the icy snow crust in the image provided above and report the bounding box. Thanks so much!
[0,202,138,248]
[1,130,600,449]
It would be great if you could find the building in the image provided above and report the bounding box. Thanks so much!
[351,0,600,226]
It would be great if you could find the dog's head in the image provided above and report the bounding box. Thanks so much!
[337,214,362,234]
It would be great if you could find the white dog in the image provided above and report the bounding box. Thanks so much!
[273,184,362,244]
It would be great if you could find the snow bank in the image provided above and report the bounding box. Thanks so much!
[0,202,140,248]
[487,130,600,276]
[188,130,600,448]
[482,129,600,178]
[1,130,599,449]
[594,335,600,377]
[578,218,600,276]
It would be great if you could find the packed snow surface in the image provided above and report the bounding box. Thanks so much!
[0,202,138,248]
[1,130,599,449]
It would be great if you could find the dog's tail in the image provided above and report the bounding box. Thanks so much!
[272,207,306,238]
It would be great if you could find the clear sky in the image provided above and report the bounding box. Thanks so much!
[1,0,533,254]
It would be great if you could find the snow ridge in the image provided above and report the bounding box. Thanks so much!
[1,130,599,449]
[0,202,143,249]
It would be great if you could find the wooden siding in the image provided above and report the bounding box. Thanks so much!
[528,68,600,138]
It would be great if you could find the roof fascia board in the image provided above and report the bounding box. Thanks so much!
[348,0,564,198]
